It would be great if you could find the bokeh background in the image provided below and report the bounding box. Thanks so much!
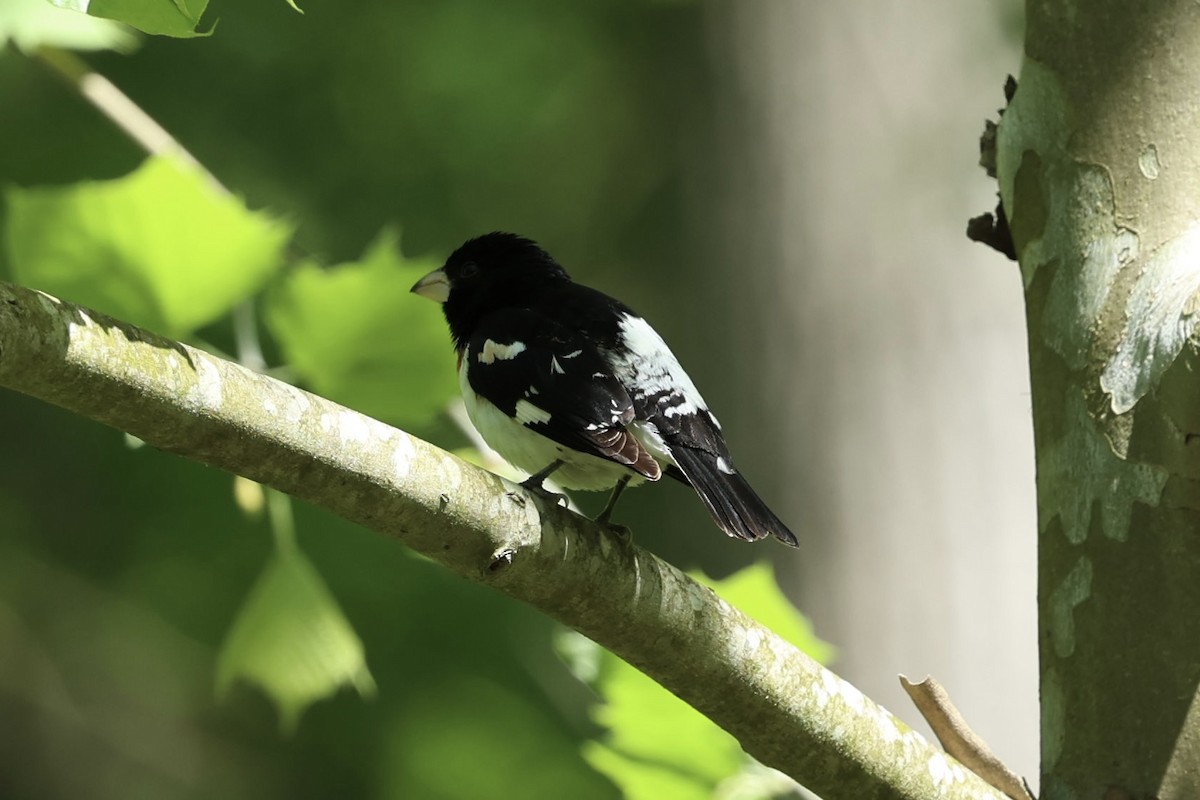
[0,0,1033,797]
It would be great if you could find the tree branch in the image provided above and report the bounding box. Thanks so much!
[0,281,1005,800]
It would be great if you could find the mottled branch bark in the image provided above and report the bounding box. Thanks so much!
[0,281,1004,800]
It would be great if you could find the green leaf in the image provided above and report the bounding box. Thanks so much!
[570,563,831,800]
[264,229,460,429]
[0,0,136,52]
[5,156,292,338]
[51,0,212,38]
[216,546,375,733]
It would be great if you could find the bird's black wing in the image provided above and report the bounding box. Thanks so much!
[598,306,799,546]
[463,308,661,480]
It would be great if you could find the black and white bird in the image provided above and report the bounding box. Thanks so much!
[411,232,797,547]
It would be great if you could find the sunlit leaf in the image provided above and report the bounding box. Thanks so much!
[216,546,375,733]
[51,0,211,38]
[0,0,135,52]
[4,156,292,338]
[264,229,459,429]
[569,563,830,800]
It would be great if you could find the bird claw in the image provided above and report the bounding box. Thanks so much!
[594,506,632,540]
[519,478,568,507]
[598,519,633,542]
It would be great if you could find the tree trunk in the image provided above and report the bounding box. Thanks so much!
[997,2,1200,797]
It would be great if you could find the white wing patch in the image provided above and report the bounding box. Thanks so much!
[478,339,527,364]
[550,356,565,374]
[612,314,708,417]
[515,399,552,425]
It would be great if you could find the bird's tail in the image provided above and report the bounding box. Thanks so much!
[668,447,798,547]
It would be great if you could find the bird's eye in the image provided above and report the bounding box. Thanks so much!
[460,261,479,278]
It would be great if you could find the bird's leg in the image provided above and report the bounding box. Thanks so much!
[594,475,632,536]
[521,459,565,489]
[520,459,568,506]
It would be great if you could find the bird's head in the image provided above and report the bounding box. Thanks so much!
[412,232,570,349]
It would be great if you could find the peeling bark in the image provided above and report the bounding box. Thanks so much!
[997,3,1200,797]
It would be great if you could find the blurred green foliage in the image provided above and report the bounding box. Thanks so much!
[8,156,291,337]
[216,490,376,736]
[569,565,831,800]
[0,2,821,799]
[264,230,457,430]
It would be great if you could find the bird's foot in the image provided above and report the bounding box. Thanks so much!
[593,510,632,542]
[519,476,569,507]
[600,520,633,542]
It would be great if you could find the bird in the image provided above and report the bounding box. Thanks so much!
[411,232,797,547]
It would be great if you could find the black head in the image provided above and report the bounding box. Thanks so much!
[411,232,571,349]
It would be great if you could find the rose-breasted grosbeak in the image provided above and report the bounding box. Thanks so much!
[412,232,797,546]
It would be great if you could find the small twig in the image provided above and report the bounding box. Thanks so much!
[900,675,1035,800]
[265,487,297,551]
[232,300,267,372]
[35,46,225,193]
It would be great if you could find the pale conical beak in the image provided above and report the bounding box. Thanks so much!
[411,269,450,303]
